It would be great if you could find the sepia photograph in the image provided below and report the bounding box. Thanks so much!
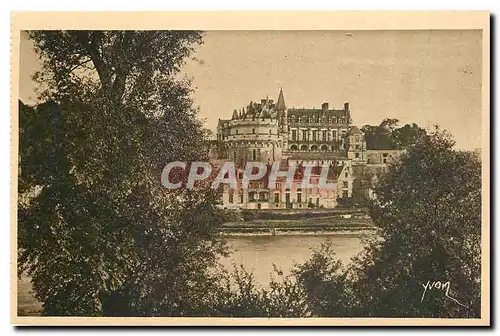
[10,11,490,326]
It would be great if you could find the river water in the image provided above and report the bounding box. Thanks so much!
[219,234,366,286]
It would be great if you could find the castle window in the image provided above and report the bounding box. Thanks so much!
[355,153,360,159]
[300,144,308,150]
[355,135,359,142]
[252,149,257,161]
[290,144,298,150]
[252,128,255,134]
[355,144,360,149]
[345,172,348,178]
[297,193,302,203]
[312,130,317,141]
[235,129,238,135]
[292,129,297,140]
[240,194,244,203]
[269,130,272,135]
[343,181,348,188]
[229,193,234,203]
[322,130,327,141]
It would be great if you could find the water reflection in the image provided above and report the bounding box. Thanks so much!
[220,234,365,286]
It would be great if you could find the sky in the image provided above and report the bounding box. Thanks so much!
[19,30,483,150]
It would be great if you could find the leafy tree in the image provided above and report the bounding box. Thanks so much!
[336,196,354,208]
[361,119,426,150]
[391,123,428,149]
[361,119,397,150]
[293,242,351,316]
[212,265,309,317]
[294,129,482,318]
[18,31,229,316]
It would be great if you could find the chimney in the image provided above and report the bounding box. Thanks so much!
[322,102,329,112]
[344,102,349,111]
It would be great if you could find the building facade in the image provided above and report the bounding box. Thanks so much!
[214,88,403,209]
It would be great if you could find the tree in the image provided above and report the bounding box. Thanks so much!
[361,119,427,150]
[294,129,482,318]
[18,31,228,316]
[361,119,397,150]
[391,123,428,149]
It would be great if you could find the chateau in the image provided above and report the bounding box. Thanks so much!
[212,88,403,209]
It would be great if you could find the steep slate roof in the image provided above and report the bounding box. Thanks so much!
[287,108,349,119]
[276,88,286,111]
[232,109,239,119]
[347,125,363,135]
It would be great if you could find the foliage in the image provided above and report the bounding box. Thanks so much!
[241,209,258,221]
[293,242,351,316]
[361,118,427,150]
[18,30,229,316]
[211,265,309,317]
[292,129,482,318]
[336,196,354,208]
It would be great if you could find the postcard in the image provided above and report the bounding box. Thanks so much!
[11,11,490,326]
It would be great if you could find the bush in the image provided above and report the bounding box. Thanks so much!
[241,210,258,221]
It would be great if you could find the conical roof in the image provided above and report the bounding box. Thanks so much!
[276,87,286,111]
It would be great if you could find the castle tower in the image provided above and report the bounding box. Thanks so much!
[220,96,285,168]
[346,126,366,162]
